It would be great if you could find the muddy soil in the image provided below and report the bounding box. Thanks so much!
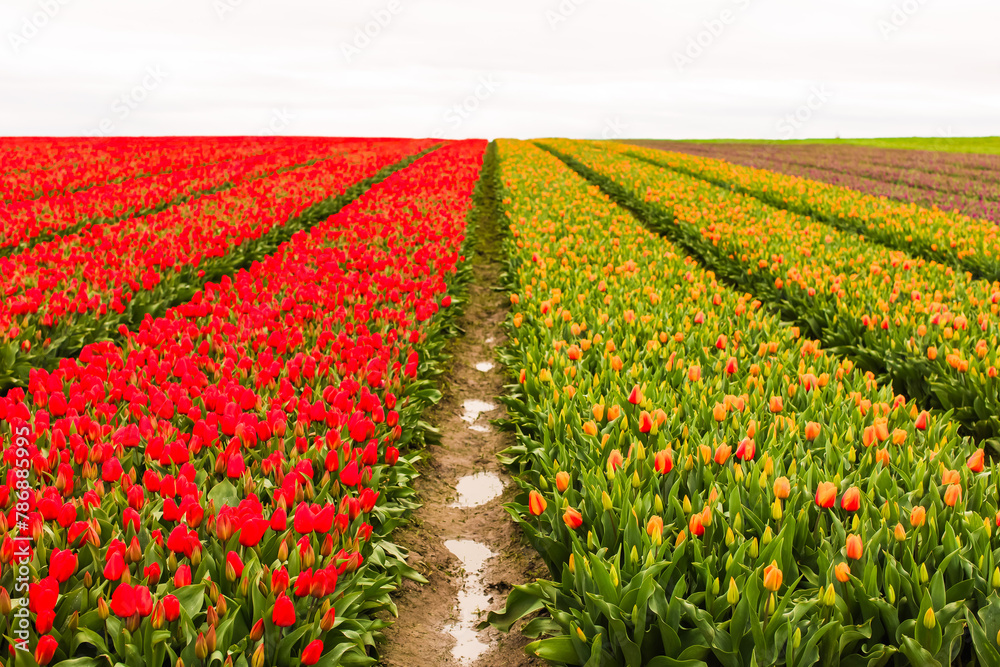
[378,150,546,667]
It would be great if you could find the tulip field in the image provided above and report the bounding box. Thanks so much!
[2,136,1000,666]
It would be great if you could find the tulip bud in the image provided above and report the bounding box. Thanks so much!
[654,495,664,514]
[682,496,692,514]
[602,492,613,512]
[209,581,220,605]
[761,526,773,547]
[151,602,165,629]
[568,554,576,574]
[727,578,739,605]
[320,607,336,631]
[98,596,110,620]
[749,538,759,559]
[920,563,929,584]
[206,605,218,627]
[922,607,936,629]
[822,584,837,607]
[630,546,639,567]
[733,512,743,533]
[177,659,185,667]
[216,596,227,617]
[711,578,720,596]
[84,571,93,589]
[0,588,10,615]
[725,527,735,547]
[793,627,802,649]
[771,498,782,521]
[206,625,217,653]
[195,633,208,660]
[894,523,906,542]
[887,584,896,605]
[277,540,289,561]
[252,643,266,667]
[992,567,1000,590]
[250,618,264,642]
[631,471,641,490]
[68,611,80,632]
[167,552,178,572]
[765,593,776,615]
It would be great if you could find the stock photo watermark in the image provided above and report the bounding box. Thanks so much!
[776,85,833,139]
[10,423,35,656]
[673,0,753,72]
[599,117,628,140]
[84,66,169,137]
[8,0,73,53]
[340,0,403,63]
[877,0,930,39]
[430,75,500,138]
[545,0,587,31]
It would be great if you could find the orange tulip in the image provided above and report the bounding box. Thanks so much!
[555,471,570,493]
[942,468,960,485]
[712,403,727,422]
[714,444,732,465]
[875,448,890,467]
[944,484,962,507]
[653,450,673,474]
[804,422,821,441]
[607,449,624,471]
[769,396,783,413]
[845,534,863,560]
[582,420,598,436]
[724,357,738,375]
[835,562,851,583]
[592,404,604,421]
[840,487,860,512]
[607,405,621,421]
[967,449,985,473]
[910,506,926,527]
[763,561,783,592]
[528,491,547,516]
[688,365,701,382]
[773,477,790,499]
[563,507,583,529]
[815,482,837,508]
[914,411,928,430]
[627,385,643,405]
[646,515,663,538]
[688,513,705,537]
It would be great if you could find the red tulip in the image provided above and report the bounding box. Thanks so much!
[162,594,180,622]
[239,518,269,547]
[174,565,192,587]
[272,593,296,627]
[302,639,324,665]
[49,548,77,583]
[35,635,59,665]
[111,583,137,617]
[103,551,126,581]
[226,551,244,580]
[627,385,643,405]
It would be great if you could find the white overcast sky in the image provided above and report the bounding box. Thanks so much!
[1,0,997,139]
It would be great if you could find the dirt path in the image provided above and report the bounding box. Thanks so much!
[378,146,545,667]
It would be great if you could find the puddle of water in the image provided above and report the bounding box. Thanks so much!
[474,361,495,373]
[461,399,496,425]
[449,472,505,508]
[443,539,495,664]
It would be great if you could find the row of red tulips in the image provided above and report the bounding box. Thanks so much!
[0,139,486,666]
[0,139,376,256]
[1,137,314,204]
[0,140,437,391]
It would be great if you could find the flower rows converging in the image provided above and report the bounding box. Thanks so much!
[488,139,997,666]
[541,139,1000,444]
[0,139,485,666]
[636,141,1000,222]
[1,136,312,204]
[0,139,436,390]
[1,138,377,255]
[613,142,1000,281]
